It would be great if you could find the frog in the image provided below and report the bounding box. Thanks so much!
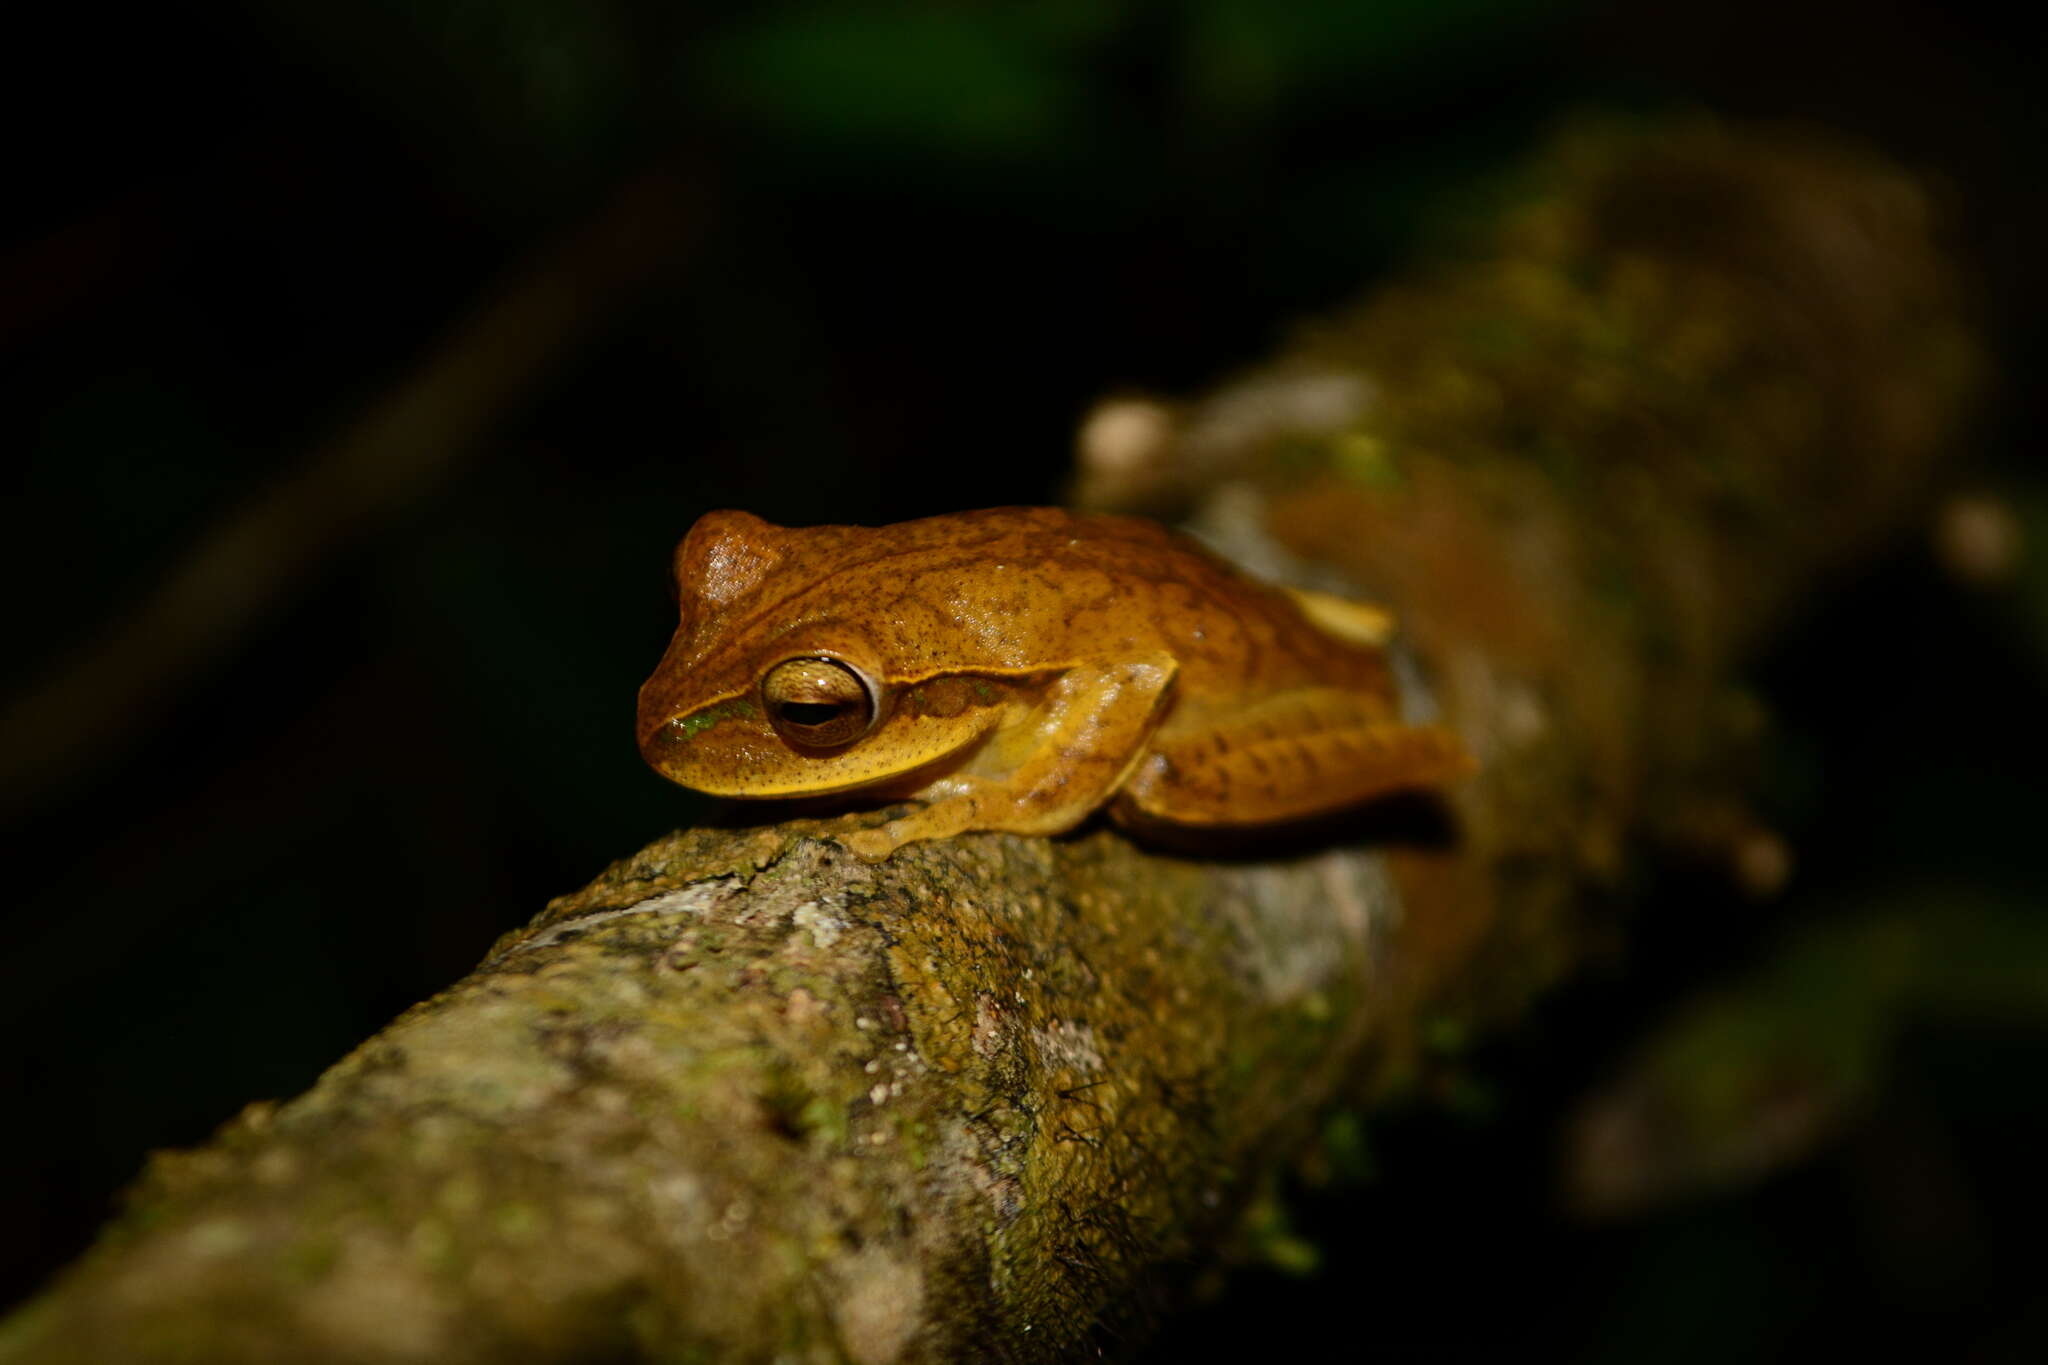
[636,506,1473,861]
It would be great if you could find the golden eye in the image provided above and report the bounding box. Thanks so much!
[760,657,878,749]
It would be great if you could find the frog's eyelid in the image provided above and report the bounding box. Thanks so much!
[765,655,882,711]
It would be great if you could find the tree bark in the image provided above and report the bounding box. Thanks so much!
[0,122,1983,1364]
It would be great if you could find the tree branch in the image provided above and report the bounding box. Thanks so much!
[0,122,1983,1364]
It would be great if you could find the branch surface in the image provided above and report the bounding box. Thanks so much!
[0,122,1983,1365]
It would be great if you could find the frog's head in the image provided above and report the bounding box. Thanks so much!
[637,636,1019,799]
[636,511,1015,798]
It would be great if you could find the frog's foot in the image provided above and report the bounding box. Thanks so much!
[841,825,902,864]
[1113,687,1473,828]
[840,800,983,863]
[838,655,1178,861]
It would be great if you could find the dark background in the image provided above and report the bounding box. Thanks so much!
[4,1,2045,1359]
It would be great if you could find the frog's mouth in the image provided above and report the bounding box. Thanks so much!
[666,707,1002,802]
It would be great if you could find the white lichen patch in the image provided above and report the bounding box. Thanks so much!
[644,1171,704,1227]
[1077,398,1174,477]
[971,995,1007,1059]
[1215,853,1391,1005]
[1185,369,1373,467]
[505,879,740,957]
[294,1238,458,1359]
[830,1247,925,1365]
[251,1147,301,1186]
[791,899,849,949]
[631,884,734,919]
[1033,1020,1104,1074]
[784,987,830,1031]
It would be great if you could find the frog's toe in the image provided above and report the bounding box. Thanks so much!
[840,826,902,863]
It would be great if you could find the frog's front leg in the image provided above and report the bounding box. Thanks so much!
[842,655,1178,861]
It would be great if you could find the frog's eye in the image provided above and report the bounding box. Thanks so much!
[761,657,878,749]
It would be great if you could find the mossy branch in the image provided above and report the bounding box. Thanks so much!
[0,122,1983,1364]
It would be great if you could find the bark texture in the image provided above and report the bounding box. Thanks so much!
[0,122,1984,1364]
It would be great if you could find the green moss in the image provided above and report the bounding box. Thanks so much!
[1240,1192,1320,1277]
[900,1118,935,1170]
[1269,435,1330,477]
[0,1297,56,1355]
[1421,1013,1469,1055]
[281,1235,339,1284]
[1330,432,1404,490]
[1461,315,1526,358]
[407,1218,459,1273]
[1439,1072,1499,1121]
[494,1201,544,1244]
[1314,1110,1377,1185]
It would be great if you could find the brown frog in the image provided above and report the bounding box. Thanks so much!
[637,507,1471,860]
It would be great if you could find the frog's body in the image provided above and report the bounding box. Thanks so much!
[637,506,1471,860]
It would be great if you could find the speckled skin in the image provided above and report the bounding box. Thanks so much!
[637,507,1470,858]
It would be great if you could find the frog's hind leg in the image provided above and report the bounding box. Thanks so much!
[1112,688,1473,828]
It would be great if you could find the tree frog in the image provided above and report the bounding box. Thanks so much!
[637,507,1472,861]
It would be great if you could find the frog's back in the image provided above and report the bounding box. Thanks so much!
[919,508,1389,695]
[681,505,1383,690]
